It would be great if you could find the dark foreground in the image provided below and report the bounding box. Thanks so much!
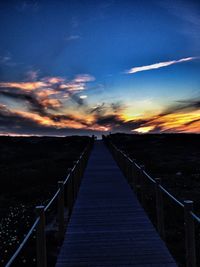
[1,133,199,266]
[109,133,200,267]
[0,136,91,266]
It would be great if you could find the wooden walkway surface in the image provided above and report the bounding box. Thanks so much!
[56,141,177,267]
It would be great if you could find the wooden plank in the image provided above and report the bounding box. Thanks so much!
[56,141,177,267]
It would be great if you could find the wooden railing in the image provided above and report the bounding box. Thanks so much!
[104,135,200,267]
[5,138,94,267]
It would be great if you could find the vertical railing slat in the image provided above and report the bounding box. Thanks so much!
[35,206,47,267]
[184,200,196,267]
[140,165,145,206]
[155,178,165,240]
[58,181,65,242]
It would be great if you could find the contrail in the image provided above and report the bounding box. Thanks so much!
[126,57,197,74]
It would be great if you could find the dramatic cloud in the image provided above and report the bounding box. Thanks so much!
[0,70,200,135]
[0,102,111,135]
[0,73,95,112]
[132,98,200,133]
[0,74,95,93]
[89,98,200,134]
[0,81,47,91]
[0,103,102,136]
[0,73,96,129]
[0,73,106,134]
[126,57,197,74]
[0,89,48,116]
[89,103,106,115]
[60,74,95,92]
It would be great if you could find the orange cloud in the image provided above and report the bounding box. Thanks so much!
[132,111,200,133]
[0,81,47,91]
[0,74,95,93]
[7,107,104,131]
[42,77,65,84]
[1,72,200,135]
[35,89,58,98]
[40,98,62,109]
[180,120,200,133]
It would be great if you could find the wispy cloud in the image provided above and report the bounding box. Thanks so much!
[159,1,200,28]
[26,69,40,81]
[159,1,200,51]
[64,35,81,41]
[16,1,39,12]
[126,57,197,74]
[0,52,18,67]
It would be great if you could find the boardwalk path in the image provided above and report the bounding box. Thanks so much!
[56,141,177,267]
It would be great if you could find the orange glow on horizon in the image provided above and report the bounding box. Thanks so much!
[0,75,200,134]
[134,126,155,133]
[150,112,200,131]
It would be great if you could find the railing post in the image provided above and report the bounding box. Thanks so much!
[35,206,47,267]
[80,157,83,178]
[117,149,120,164]
[71,167,76,204]
[130,160,136,190]
[73,161,78,198]
[132,159,139,192]
[58,181,65,242]
[140,165,145,206]
[125,157,129,180]
[155,178,165,240]
[119,151,123,168]
[184,200,196,267]
[83,152,87,169]
[67,168,73,216]
[77,159,82,187]
[122,153,126,174]
[127,158,132,183]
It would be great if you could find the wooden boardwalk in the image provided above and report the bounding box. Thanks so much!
[56,141,177,267]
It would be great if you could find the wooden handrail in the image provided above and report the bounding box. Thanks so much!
[5,138,94,267]
[5,217,40,267]
[105,136,199,267]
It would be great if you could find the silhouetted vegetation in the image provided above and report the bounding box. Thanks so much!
[109,133,200,267]
[0,136,91,266]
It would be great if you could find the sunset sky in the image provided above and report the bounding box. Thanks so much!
[0,0,200,136]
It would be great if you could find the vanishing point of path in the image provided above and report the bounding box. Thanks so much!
[56,140,177,267]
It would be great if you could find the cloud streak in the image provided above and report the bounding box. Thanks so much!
[126,57,197,74]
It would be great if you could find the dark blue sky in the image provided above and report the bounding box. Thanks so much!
[0,0,200,135]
